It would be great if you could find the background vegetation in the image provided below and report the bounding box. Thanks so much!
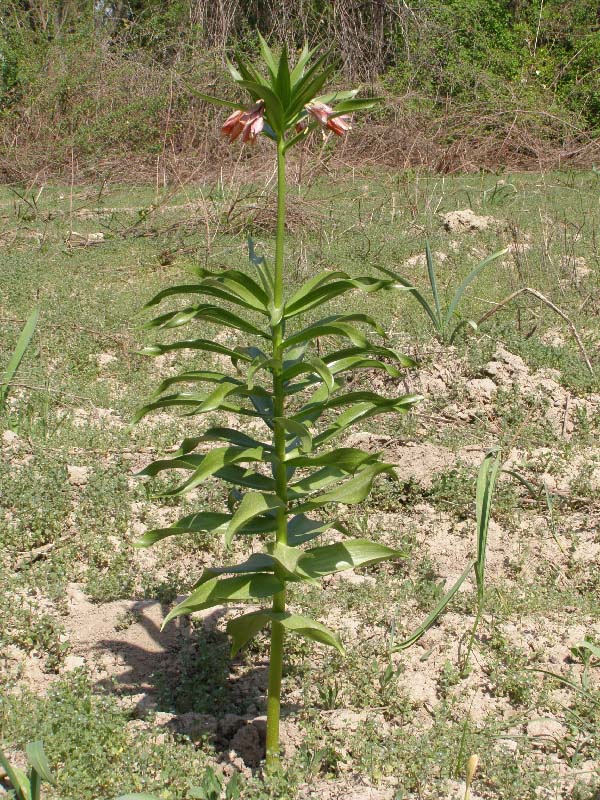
[1,0,599,180]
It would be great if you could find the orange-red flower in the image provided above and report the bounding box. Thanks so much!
[222,108,244,141]
[305,101,351,136]
[222,100,265,144]
[326,113,351,136]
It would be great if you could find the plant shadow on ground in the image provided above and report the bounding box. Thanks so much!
[92,602,271,721]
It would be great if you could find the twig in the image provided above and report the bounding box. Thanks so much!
[562,393,571,439]
[476,287,594,375]
[3,383,96,404]
[0,317,130,349]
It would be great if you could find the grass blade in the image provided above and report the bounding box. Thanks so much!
[25,742,54,786]
[425,241,442,328]
[474,447,502,598]
[0,747,30,800]
[374,263,441,333]
[392,560,475,652]
[445,248,508,328]
[0,306,39,409]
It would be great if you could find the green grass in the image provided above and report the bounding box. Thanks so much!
[1,170,600,799]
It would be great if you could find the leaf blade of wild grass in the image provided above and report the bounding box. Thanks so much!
[0,747,30,800]
[25,742,54,787]
[474,447,502,600]
[391,559,475,652]
[425,241,442,328]
[529,668,600,706]
[462,447,502,673]
[374,263,440,332]
[444,248,508,328]
[0,306,39,409]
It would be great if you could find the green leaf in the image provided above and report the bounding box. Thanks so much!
[1,306,39,409]
[139,338,252,362]
[276,43,291,107]
[175,427,271,453]
[287,515,347,546]
[425,242,442,327]
[373,264,440,331]
[135,512,231,547]
[284,353,412,394]
[25,743,54,786]
[324,345,416,370]
[266,541,303,577]
[282,127,310,153]
[138,446,267,498]
[29,771,40,800]
[133,391,265,424]
[445,247,508,327]
[163,573,284,625]
[145,273,269,314]
[391,560,475,652]
[328,97,383,115]
[290,42,316,85]
[331,356,402,378]
[215,464,276,492]
[284,320,369,350]
[197,268,270,313]
[228,610,344,656]
[315,89,359,103]
[194,381,259,413]
[295,389,416,425]
[297,538,402,579]
[475,447,502,597]
[226,492,285,546]
[195,552,275,584]
[283,276,394,319]
[246,353,275,388]
[312,395,421,446]
[257,31,278,80]
[282,356,335,392]
[236,80,285,133]
[114,794,163,799]
[155,371,241,395]
[286,447,379,471]
[0,747,30,800]
[185,85,243,110]
[292,60,337,113]
[157,380,271,409]
[144,283,218,308]
[295,462,396,512]
[227,611,271,655]
[225,57,243,82]
[288,465,348,498]
[146,304,268,339]
[248,238,274,295]
[286,270,349,309]
[276,416,313,454]
[290,50,329,100]
[233,52,270,89]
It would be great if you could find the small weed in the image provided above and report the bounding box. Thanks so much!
[485,631,537,706]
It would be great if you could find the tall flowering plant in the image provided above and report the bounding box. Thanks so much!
[135,38,420,766]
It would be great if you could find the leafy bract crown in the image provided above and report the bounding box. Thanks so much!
[195,33,380,146]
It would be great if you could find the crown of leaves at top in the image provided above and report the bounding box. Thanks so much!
[193,33,381,148]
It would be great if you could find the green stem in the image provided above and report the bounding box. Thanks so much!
[273,136,287,310]
[462,594,483,676]
[266,136,288,767]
